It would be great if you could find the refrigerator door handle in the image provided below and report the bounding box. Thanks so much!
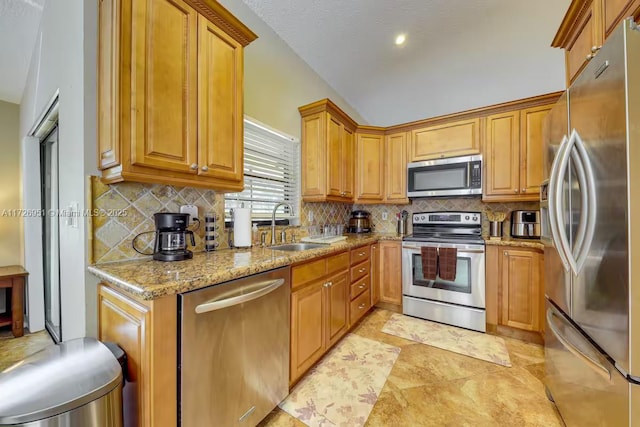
[571,129,597,274]
[554,131,579,274]
[548,134,573,272]
[546,308,611,381]
[571,142,589,269]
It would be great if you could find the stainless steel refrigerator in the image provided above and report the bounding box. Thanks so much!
[542,19,640,426]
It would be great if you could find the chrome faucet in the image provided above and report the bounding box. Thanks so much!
[271,202,293,245]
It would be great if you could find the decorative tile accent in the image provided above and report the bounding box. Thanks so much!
[90,177,226,264]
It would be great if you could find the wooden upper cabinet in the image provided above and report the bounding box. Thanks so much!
[299,100,357,202]
[385,131,409,204]
[197,16,243,183]
[300,112,326,199]
[484,112,520,198]
[409,118,480,161]
[551,0,640,84]
[520,105,552,195]
[355,132,385,202]
[97,0,256,190]
[130,0,198,175]
[483,104,552,202]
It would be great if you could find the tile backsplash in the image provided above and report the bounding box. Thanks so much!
[91,174,538,264]
[90,177,226,264]
[353,198,539,236]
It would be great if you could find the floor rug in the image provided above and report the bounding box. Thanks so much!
[279,333,400,427]
[381,313,512,367]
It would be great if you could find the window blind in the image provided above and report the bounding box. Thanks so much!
[225,117,300,220]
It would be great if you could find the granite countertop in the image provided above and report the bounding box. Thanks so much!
[88,233,401,300]
[484,237,544,250]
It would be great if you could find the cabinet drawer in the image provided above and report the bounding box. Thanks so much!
[350,275,370,300]
[292,259,326,290]
[350,289,371,325]
[327,252,349,275]
[350,260,371,283]
[350,245,370,264]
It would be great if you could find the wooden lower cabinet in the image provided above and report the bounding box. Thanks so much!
[370,244,380,306]
[98,284,177,427]
[378,241,403,306]
[485,245,544,339]
[325,271,349,348]
[290,279,326,382]
[290,253,351,384]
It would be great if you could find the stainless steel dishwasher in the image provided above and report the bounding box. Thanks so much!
[179,267,290,426]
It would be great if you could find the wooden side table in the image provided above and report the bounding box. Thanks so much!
[0,265,28,337]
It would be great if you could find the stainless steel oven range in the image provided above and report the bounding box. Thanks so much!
[402,211,486,332]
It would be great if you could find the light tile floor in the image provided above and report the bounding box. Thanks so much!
[0,328,54,371]
[260,308,565,427]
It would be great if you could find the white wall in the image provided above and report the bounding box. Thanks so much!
[0,100,22,313]
[20,0,96,339]
[218,0,367,137]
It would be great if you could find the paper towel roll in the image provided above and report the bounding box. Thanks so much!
[233,208,252,247]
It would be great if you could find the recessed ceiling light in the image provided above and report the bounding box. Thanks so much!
[395,34,406,46]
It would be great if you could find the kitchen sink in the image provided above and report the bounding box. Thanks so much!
[269,243,326,251]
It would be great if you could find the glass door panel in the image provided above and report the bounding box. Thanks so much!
[41,127,61,342]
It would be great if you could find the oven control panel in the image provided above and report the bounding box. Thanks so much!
[412,211,481,225]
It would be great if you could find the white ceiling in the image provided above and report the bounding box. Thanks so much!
[0,0,45,104]
[241,0,571,126]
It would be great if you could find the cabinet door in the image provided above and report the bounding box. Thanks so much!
[342,127,355,199]
[501,249,541,332]
[301,113,326,199]
[566,3,600,84]
[99,285,150,427]
[197,16,243,182]
[355,133,384,202]
[484,111,520,198]
[290,281,325,382]
[520,105,552,197]
[604,0,640,36]
[379,241,402,305]
[327,115,343,197]
[371,244,380,306]
[325,272,349,347]
[410,118,480,161]
[130,0,198,173]
[385,132,408,203]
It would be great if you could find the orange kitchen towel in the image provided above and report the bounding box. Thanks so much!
[421,247,438,280]
[438,248,457,281]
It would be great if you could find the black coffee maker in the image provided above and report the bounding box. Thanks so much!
[152,213,195,261]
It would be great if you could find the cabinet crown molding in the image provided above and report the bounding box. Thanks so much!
[552,0,593,48]
[298,98,359,130]
[184,0,258,46]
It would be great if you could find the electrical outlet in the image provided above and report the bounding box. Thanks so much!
[382,212,388,220]
[308,211,314,223]
[180,205,199,224]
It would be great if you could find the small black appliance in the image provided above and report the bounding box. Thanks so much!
[133,213,195,261]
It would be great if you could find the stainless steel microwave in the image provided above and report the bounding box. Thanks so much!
[407,154,482,198]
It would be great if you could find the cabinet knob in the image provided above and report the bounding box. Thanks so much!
[514,189,519,193]
[591,45,601,53]
[358,252,366,256]
[358,303,366,309]
[358,284,365,289]
[504,251,509,257]
[521,188,526,193]
[586,53,594,61]
[327,281,333,287]
[323,282,329,288]
[190,163,198,170]
[201,165,209,172]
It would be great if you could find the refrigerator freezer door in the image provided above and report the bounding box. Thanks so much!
[545,300,629,427]
[568,20,630,373]
[542,93,572,316]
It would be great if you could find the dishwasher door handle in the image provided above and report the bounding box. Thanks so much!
[195,278,285,314]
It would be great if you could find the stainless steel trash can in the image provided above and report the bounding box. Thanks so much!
[0,337,123,426]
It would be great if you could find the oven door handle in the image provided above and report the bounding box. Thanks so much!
[402,245,485,254]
